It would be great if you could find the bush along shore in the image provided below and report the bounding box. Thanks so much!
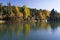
[0,2,60,23]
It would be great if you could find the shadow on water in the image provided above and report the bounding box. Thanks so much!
[0,21,60,40]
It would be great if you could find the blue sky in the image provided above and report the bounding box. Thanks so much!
[0,0,60,12]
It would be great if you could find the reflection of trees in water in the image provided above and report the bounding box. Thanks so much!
[15,23,23,36]
[50,21,60,30]
[0,22,60,39]
[0,22,23,40]
[23,23,30,37]
[31,22,39,31]
[39,22,50,31]
[0,24,7,38]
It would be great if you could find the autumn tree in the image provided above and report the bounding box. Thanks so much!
[43,10,50,17]
[13,6,23,17]
[38,10,46,20]
[22,5,30,20]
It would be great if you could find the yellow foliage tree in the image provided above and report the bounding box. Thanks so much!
[39,11,46,20]
[14,6,23,17]
[10,12,15,17]
[23,5,30,19]
[17,12,23,17]
[43,10,50,17]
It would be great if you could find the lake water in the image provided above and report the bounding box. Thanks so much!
[0,22,60,40]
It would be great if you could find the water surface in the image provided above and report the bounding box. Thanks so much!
[0,22,60,40]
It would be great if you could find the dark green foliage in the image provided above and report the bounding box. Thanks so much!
[49,9,60,21]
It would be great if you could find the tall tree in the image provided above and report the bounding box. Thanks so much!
[0,3,2,19]
[0,3,2,14]
[38,10,46,20]
[13,6,23,17]
[22,5,30,20]
[50,9,60,21]
[43,10,50,17]
[7,2,12,16]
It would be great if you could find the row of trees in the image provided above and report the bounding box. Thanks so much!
[0,3,60,21]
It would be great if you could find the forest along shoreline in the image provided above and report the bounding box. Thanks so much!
[0,2,60,23]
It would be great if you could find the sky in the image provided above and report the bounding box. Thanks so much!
[0,0,60,12]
